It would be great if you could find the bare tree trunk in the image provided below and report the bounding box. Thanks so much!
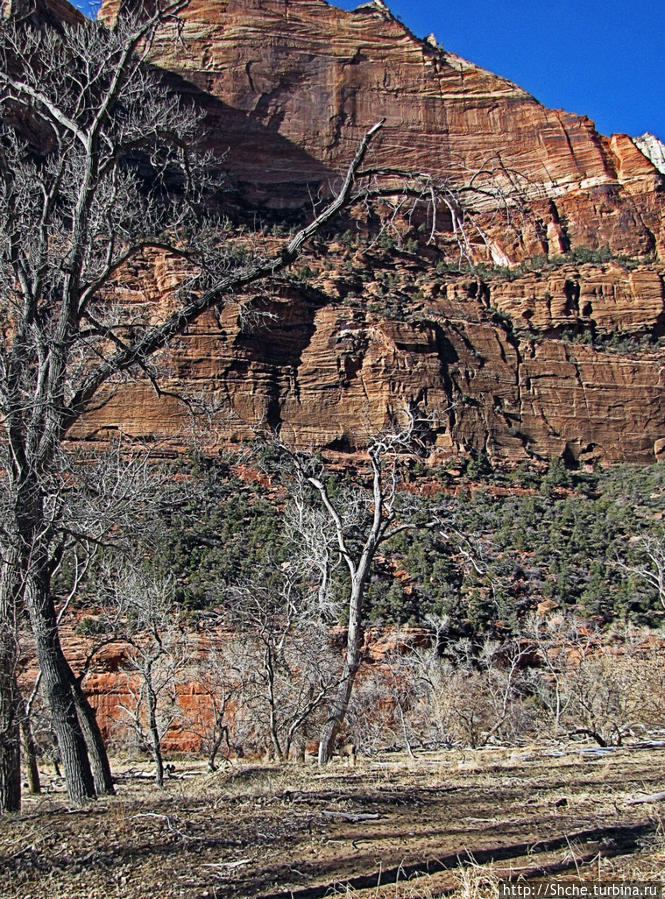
[24,571,96,804]
[147,685,164,787]
[71,677,114,795]
[292,731,306,763]
[36,657,95,802]
[319,581,364,765]
[0,548,22,813]
[20,703,41,795]
[269,726,284,762]
[265,649,285,762]
[207,722,230,773]
[0,664,21,813]
[206,690,231,772]
[308,435,405,766]
[15,483,96,805]
[1,501,95,805]
[396,699,416,760]
[47,729,61,776]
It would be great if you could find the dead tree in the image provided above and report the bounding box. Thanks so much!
[196,645,238,772]
[99,568,187,786]
[274,413,438,764]
[617,535,665,611]
[525,616,665,748]
[524,613,572,738]
[226,565,338,763]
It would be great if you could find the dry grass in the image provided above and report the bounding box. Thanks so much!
[1,746,664,898]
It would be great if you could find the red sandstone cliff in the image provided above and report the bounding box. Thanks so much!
[10,0,665,464]
[73,250,665,464]
[99,0,664,262]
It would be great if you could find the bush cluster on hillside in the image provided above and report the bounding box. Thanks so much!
[141,452,665,635]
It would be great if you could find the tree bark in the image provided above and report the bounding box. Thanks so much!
[318,580,364,765]
[20,704,41,795]
[311,447,388,766]
[15,484,97,804]
[207,721,229,773]
[0,665,21,813]
[0,548,22,813]
[24,570,96,804]
[71,677,114,795]
[292,732,306,763]
[266,649,285,762]
[147,685,164,787]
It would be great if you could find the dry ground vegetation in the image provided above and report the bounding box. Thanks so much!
[1,745,664,899]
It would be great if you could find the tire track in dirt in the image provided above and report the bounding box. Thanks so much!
[251,822,655,899]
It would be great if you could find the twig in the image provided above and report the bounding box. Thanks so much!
[625,790,665,805]
[321,810,381,822]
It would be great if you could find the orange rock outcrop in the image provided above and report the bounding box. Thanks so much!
[71,250,665,464]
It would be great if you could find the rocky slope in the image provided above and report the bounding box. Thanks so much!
[40,0,665,461]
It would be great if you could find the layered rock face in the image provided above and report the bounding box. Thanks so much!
[100,0,664,261]
[73,0,665,463]
[73,246,665,464]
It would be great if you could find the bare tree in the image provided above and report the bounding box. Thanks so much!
[274,412,438,764]
[195,643,239,772]
[4,438,166,811]
[438,638,530,748]
[387,618,454,751]
[523,613,573,738]
[357,152,541,267]
[0,0,412,808]
[97,567,187,786]
[16,549,89,799]
[226,565,339,763]
[617,535,665,611]
[385,625,532,751]
[528,617,665,748]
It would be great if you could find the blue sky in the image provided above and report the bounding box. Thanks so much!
[76,0,664,139]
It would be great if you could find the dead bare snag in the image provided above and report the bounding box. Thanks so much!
[262,411,442,765]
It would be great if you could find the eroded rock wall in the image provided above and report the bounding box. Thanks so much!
[15,0,665,464]
[69,247,665,464]
[99,0,664,262]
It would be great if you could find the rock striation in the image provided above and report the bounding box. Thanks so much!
[23,0,665,463]
[100,0,664,261]
[69,246,665,464]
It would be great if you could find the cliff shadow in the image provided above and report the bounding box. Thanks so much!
[157,67,339,214]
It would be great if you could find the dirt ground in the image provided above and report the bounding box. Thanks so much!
[1,745,664,899]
